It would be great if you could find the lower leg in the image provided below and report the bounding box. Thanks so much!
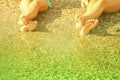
[75,0,105,28]
[38,0,48,12]
[20,0,32,13]
[18,0,40,25]
[84,0,106,19]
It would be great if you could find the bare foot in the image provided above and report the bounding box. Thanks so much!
[18,12,30,26]
[80,19,99,36]
[75,14,86,30]
[18,14,28,26]
[20,21,38,32]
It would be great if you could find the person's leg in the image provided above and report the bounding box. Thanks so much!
[18,0,33,25]
[23,0,48,17]
[38,0,48,12]
[19,0,48,25]
[75,0,105,28]
[84,0,106,19]
[20,0,32,13]
[18,0,40,25]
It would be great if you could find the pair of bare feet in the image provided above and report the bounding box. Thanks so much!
[19,20,38,32]
[75,0,120,36]
[18,14,38,32]
[17,0,48,32]
[75,15,99,36]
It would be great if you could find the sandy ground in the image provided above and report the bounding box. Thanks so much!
[0,0,120,80]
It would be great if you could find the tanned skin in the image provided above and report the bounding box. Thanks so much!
[16,0,48,31]
[75,0,120,36]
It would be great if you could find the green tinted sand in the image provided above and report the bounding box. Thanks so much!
[0,0,120,80]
